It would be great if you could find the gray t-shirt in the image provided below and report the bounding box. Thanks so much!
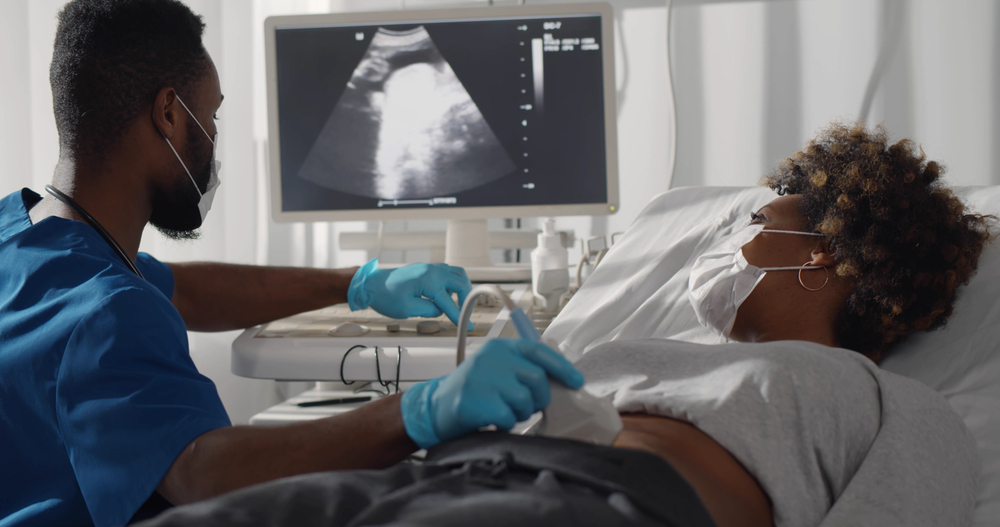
[574,339,882,527]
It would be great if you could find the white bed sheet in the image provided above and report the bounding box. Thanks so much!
[544,185,1000,526]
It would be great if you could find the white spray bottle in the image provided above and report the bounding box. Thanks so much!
[531,218,569,313]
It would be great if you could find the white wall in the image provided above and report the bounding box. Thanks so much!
[2,0,999,423]
[0,1,33,191]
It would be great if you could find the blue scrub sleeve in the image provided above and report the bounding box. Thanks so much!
[136,252,174,300]
[55,287,230,527]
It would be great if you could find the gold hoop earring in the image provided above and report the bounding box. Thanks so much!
[798,263,829,292]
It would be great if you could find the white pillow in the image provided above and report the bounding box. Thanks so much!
[879,186,1000,526]
[545,185,1000,525]
[545,186,774,358]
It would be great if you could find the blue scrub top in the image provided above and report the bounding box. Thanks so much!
[0,189,231,527]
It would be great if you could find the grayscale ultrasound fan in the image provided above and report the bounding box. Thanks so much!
[297,26,516,199]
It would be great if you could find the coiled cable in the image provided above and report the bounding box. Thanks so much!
[339,344,403,396]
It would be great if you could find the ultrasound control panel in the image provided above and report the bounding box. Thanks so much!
[232,285,532,382]
[253,291,508,340]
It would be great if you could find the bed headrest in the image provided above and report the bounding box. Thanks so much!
[545,184,1000,523]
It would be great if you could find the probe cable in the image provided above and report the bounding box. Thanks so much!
[339,344,367,386]
[339,344,403,396]
[456,284,522,365]
[374,346,403,395]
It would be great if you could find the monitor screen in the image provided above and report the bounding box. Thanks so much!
[266,4,617,221]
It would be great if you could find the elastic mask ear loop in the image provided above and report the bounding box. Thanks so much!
[159,94,213,197]
[798,263,829,291]
[174,95,215,145]
[161,132,203,197]
[756,228,829,291]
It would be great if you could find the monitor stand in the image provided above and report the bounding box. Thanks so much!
[445,219,531,283]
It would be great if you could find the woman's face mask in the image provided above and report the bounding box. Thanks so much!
[687,221,826,339]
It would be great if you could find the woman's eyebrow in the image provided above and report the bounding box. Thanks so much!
[755,204,774,216]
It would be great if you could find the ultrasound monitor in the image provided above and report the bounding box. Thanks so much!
[264,3,618,274]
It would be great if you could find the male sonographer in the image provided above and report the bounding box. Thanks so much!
[0,1,583,525]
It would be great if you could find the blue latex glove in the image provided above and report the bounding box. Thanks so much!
[400,339,585,449]
[348,259,473,328]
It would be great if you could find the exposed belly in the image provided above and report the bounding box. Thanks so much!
[613,414,773,527]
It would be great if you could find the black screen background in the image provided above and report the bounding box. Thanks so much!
[274,15,608,212]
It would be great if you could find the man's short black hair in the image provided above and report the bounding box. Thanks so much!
[51,0,209,158]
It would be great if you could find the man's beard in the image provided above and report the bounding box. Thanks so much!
[149,120,212,241]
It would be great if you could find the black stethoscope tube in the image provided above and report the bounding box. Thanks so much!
[44,185,144,279]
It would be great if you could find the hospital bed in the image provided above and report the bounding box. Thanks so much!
[543,184,1000,526]
[228,184,999,525]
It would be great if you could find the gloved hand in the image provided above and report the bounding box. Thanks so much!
[348,259,472,328]
[400,339,585,449]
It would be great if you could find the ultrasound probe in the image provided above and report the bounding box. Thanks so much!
[456,285,622,445]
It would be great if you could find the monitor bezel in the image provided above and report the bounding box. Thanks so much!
[264,2,618,223]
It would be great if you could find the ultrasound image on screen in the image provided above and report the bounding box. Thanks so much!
[298,27,516,199]
[275,14,607,212]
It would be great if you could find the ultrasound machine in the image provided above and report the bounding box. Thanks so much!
[233,2,619,423]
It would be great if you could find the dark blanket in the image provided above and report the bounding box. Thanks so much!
[136,432,716,527]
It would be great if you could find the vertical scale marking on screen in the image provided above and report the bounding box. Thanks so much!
[532,38,544,118]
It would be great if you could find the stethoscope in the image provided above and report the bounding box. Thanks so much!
[44,185,144,279]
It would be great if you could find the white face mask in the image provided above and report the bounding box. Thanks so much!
[160,95,221,224]
[688,222,826,339]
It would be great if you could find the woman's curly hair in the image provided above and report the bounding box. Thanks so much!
[763,122,995,362]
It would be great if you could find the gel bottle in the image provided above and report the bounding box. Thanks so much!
[531,218,570,313]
